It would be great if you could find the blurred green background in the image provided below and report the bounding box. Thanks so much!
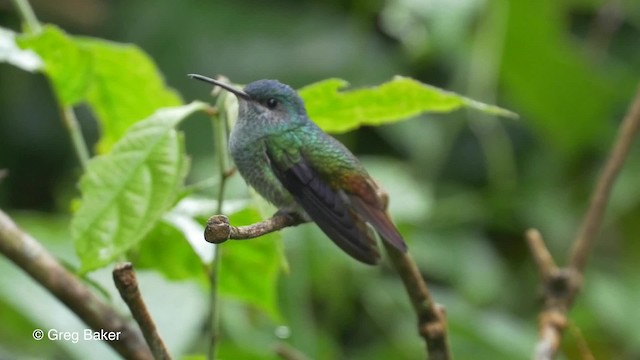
[1,0,640,359]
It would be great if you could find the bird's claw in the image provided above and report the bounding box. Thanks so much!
[204,215,231,244]
[273,209,305,224]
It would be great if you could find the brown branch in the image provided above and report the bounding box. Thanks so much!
[375,182,450,358]
[383,242,450,360]
[525,229,558,281]
[204,212,451,359]
[567,322,595,360]
[113,263,172,360]
[204,213,305,244]
[528,228,578,360]
[528,84,640,359]
[569,84,640,272]
[0,209,152,360]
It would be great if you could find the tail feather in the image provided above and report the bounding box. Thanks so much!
[349,195,408,252]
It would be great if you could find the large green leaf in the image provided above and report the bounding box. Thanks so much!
[78,38,183,152]
[17,25,182,152]
[17,25,91,105]
[299,76,517,133]
[72,102,206,272]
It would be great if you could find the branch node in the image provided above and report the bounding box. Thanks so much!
[525,228,558,281]
[529,84,640,359]
[540,310,568,330]
[204,215,232,244]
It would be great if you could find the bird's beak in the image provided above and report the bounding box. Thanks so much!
[188,74,251,100]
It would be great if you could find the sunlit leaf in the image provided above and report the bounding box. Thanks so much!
[0,27,42,72]
[72,102,206,272]
[78,38,182,152]
[299,76,517,133]
[17,25,90,105]
[17,24,182,151]
[134,220,207,283]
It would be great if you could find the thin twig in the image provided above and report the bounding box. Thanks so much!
[569,84,640,273]
[12,0,91,168]
[203,213,451,359]
[113,263,172,360]
[383,242,450,359]
[567,321,595,360]
[204,214,305,244]
[0,209,152,360]
[528,84,640,359]
[10,0,42,34]
[207,78,234,360]
[62,107,91,168]
[525,229,558,281]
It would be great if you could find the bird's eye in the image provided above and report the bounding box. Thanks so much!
[266,98,278,109]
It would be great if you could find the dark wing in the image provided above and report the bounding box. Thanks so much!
[348,194,407,253]
[266,150,380,265]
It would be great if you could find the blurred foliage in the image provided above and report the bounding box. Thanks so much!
[1,0,640,360]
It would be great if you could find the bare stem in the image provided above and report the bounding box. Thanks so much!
[383,242,451,360]
[10,0,42,34]
[528,83,640,359]
[113,263,172,360]
[204,213,305,244]
[525,228,558,281]
[569,84,640,273]
[207,79,234,360]
[11,0,91,168]
[0,209,152,359]
[62,106,91,168]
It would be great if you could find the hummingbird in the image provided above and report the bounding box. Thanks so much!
[189,74,407,265]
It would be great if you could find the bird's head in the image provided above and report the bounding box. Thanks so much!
[189,74,308,127]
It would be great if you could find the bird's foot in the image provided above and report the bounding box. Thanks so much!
[273,209,307,224]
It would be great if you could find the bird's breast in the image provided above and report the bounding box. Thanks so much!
[228,134,295,209]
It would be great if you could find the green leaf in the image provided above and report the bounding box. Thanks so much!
[78,38,182,152]
[219,206,282,320]
[72,102,207,272]
[299,76,517,133]
[134,220,207,283]
[17,25,91,105]
[17,24,182,151]
[0,27,42,72]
